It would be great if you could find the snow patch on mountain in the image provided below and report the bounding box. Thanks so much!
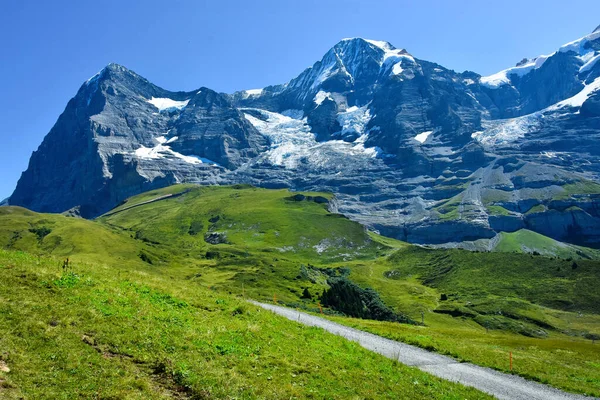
[392,63,405,75]
[242,89,264,98]
[363,39,415,63]
[414,131,433,143]
[243,110,314,167]
[147,97,189,112]
[155,135,178,145]
[352,134,383,158]
[134,135,218,165]
[243,108,383,168]
[480,55,552,88]
[314,90,333,105]
[337,105,371,137]
[551,77,600,109]
[580,53,600,73]
[473,114,542,145]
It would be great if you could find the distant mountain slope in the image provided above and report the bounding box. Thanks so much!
[8,26,600,247]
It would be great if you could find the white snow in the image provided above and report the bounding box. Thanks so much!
[383,49,418,78]
[337,105,371,137]
[392,63,404,75]
[463,79,476,85]
[147,97,189,112]
[314,90,333,105]
[414,131,433,143]
[352,134,383,157]
[551,77,600,109]
[480,54,552,88]
[133,135,219,166]
[242,108,384,169]
[471,113,542,145]
[362,39,415,63]
[480,71,511,88]
[242,88,264,99]
[559,31,600,54]
[364,39,392,50]
[242,111,315,167]
[540,151,567,161]
[134,145,161,160]
[580,53,600,73]
[155,135,178,145]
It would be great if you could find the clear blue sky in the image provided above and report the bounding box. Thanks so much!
[1,0,599,200]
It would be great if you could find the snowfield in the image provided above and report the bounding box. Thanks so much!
[147,97,190,112]
[134,135,218,166]
[242,109,383,169]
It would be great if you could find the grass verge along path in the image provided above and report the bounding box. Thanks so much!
[252,301,594,400]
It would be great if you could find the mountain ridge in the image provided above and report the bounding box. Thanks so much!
[8,26,600,247]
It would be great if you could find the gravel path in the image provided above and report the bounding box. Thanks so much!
[251,301,596,400]
[100,189,190,218]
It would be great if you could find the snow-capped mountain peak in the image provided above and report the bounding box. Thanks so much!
[334,37,413,66]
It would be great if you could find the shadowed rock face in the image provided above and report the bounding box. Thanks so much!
[9,29,600,247]
[10,64,267,217]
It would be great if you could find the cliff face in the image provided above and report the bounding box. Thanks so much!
[9,29,600,247]
[10,64,267,217]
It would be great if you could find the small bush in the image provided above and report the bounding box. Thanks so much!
[320,276,414,324]
[138,251,153,264]
[29,226,52,243]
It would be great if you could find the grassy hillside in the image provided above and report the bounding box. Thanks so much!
[330,248,600,396]
[1,184,600,396]
[0,249,488,399]
[493,229,600,259]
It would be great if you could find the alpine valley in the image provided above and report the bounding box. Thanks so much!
[4,24,600,400]
[8,26,600,249]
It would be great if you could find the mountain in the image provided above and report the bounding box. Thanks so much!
[9,64,267,217]
[8,27,600,247]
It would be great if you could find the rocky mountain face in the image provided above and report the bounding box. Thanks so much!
[9,27,600,248]
[10,64,267,217]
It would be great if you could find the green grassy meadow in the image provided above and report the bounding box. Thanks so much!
[1,184,599,397]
